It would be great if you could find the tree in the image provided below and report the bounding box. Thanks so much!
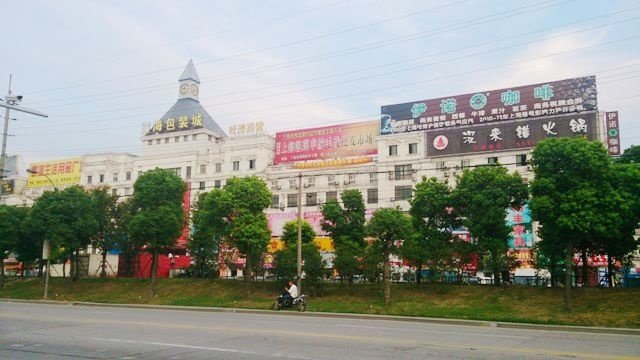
[194,176,271,296]
[0,205,29,288]
[28,186,99,281]
[321,189,366,284]
[128,168,185,295]
[275,220,325,295]
[530,137,621,311]
[188,192,225,278]
[617,145,640,164]
[89,187,119,277]
[406,177,458,284]
[111,198,139,277]
[453,166,528,287]
[367,207,412,306]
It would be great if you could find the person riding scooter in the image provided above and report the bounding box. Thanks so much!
[282,280,298,306]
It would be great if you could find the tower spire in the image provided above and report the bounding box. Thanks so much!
[178,59,200,101]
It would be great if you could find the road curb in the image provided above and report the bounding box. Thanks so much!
[2,298,638,336]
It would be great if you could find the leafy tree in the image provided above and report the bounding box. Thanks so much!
[406,177,458,284]
[28,186,99,281]
[367,207,412,306]
[530,138,621,310]
[453,166,528,287]
[89,187,119,277]
[128,168,185,295]
[111,198,139,277]
[274,220,324,294]
[361,242,383,284]
[188,192,223,278]
[0,205,29,287]
[617,145,640,164]
[447,236,477,284]
[321,189,366,284]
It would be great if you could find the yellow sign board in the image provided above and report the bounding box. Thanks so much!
[267,236,335,253]
[27,158,82,188]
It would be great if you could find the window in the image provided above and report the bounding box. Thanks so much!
[175,136,180,142]
[488,157,498,165]
[436,161,446,171]
[99,174,105,183]
[326,191,337,202]
[305,192,318,206]
[87,175,92,185]
[199,164,206,175]
[186,166,192,179]
[287,194,298,208]
[112,189,118,196]
[214,180,221,189]
[184,135,189,141]
[394,164,412,180]
[233,161,240,171]
[156,139,161,144]
[389,145,398,156]
[516,154,527,166]
[409,143,418,154]
[148,140,152,145]
[327,175,336,185]
[369,172,377,184]
[249,159,256,170]
[113,173,118,182]
[208,135,213,141]
[165,138,169,143]
[271,195,280,209]
[306,176,315,188]
[166,168,180,176]
[199,181,205,190]
[126,172,131,181]
[347,173,356,185]
[289,178,297,189]
[395,185,412,200]
[192,134,198,140]
[367,188,378,204]
[461,159,470,169]
[125,188,131,196]
[215,163,222,173]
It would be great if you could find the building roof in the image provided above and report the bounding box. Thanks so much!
[178,59,200,83]
[145,98,227,137]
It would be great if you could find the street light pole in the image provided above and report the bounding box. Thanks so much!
[26,169,56,299]
[296,172,302,293]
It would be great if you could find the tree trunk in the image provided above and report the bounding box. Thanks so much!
[550,259,557,287]
[383,254,391,307]
[564,243,573,312]
[62,260,66,278]
[244,254,252,297]
[415,261,422,285]
[68,250,74,280]
[73,248,80,281]
[150,248,158,296]
[100,249,107,278]
[0,257,5,289]
[607,254,614,288]
[580,249,589,287]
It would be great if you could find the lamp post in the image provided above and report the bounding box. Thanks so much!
[296,172,302,293]
[26,168,56,299]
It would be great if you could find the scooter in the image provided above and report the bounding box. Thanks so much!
[272,291,307,312]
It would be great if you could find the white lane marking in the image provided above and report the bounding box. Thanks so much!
[88,337,316,359]
[335,323,530,339]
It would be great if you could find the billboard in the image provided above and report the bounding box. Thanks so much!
[381,76,597,135]
[604,111,621,156]
[426,112,597,156]
[507,204,535,249]
[274,121,378,165]
[1,179,14,194]
[27,158,82,188]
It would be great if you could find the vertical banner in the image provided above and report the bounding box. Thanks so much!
[604,111,621,156]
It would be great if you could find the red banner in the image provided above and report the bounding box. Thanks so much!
[176,182,191,248]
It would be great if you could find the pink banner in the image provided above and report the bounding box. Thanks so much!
[274,121,378,165]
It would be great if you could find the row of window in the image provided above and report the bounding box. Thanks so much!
[271,188,380,208]
[388,143,419,156]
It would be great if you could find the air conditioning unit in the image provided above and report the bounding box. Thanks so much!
[443,172,450,178]
[329,181,338,186]
[303,184,311,188]
[343,181,350,185]
[388,172,395,180]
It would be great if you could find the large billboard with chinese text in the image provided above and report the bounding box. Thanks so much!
[381,76,597,135]
[26,158,82,188]
[274,121,378,165]
[426,112,597,156]
[604,111,621,156]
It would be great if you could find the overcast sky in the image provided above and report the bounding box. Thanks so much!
[2,0,639,168]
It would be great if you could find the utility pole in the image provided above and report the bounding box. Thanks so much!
[0,75,48,204]
[296,172,302,293]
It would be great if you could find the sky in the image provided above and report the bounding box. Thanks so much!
[1,0,639,169]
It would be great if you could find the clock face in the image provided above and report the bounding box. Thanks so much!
[180,83,189,95]
[191,84,199,96]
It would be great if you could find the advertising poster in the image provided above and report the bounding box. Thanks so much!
[27,158,82,188]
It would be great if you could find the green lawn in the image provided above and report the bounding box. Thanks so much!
[1,277,638,328]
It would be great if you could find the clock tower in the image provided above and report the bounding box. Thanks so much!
[178,59,200,101]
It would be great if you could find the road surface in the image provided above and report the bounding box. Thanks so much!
[1,302,638,359]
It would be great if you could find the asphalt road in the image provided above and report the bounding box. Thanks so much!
[1,302,639,360]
